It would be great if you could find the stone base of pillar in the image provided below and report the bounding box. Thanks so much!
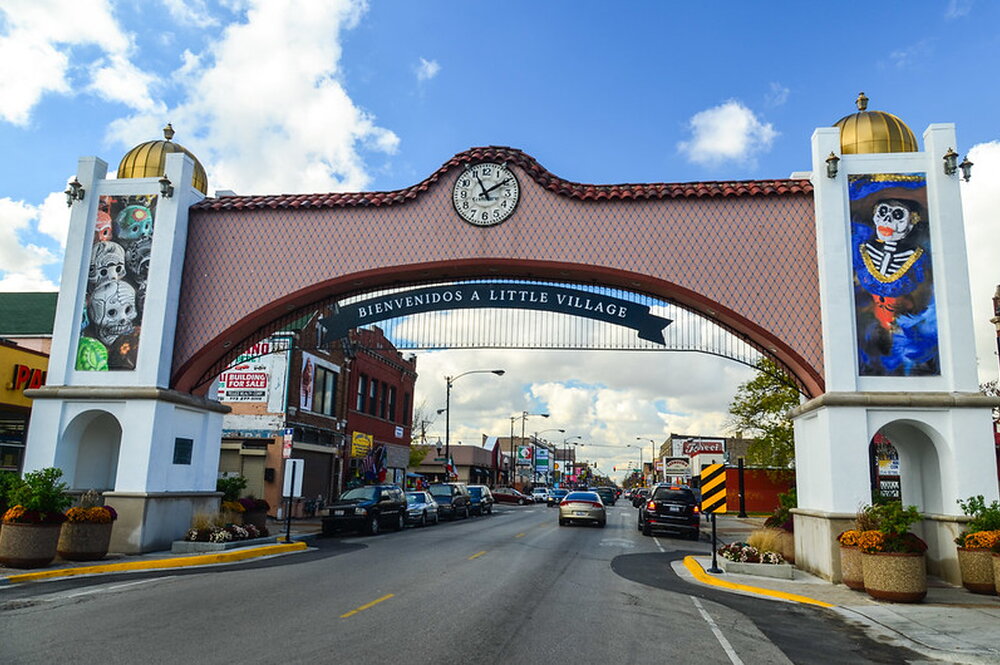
[103,491,222,554]
[792,508,856,583]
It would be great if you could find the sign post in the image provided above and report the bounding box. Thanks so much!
[700,462,727,574]
[283,458,304,543]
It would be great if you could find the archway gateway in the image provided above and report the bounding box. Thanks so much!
[24,109,999,570]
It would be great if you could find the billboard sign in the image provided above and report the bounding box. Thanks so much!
[516,445,533,465]
[681,438,726,456]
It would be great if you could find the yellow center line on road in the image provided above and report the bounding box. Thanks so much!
[339,593,395,619]
[468,550,487,560]
[514,533,526,538]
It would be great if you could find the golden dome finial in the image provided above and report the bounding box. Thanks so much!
[163,123,175,141]
[833,92,916,154]
[118,125,208,194]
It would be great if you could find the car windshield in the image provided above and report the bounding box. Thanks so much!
[552,490,568,497]
[652,488,695,502]
[428,486,452,497]
[406,493,424,504]
[565,492,600,502]
[469,487,482,498]
[340,487,377,501]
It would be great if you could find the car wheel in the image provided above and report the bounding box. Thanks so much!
[518,498,526,505]
[419,511,427,527]
[367,515,380,535]
[463,506,470,519]
[636,519,643,532]
[642,522,651,537]
[395,513,405,531]
[688,530,700,541]
[598,520,606,528]
[559,519,567,526]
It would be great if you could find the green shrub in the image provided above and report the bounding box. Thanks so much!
[216,475,248,502]
[10,467,71,514]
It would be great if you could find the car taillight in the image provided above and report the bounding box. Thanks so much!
[693,505,700,513]
[646,501,656,511]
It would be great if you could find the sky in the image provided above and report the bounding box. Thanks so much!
[2,1,999,482]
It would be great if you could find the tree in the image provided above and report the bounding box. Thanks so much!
[726,358,802,468]
[980,380,999,422]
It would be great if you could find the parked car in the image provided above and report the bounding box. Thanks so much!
[591,486,617,506]
[493,487,533,505]
[405,491,439,527]
[630,487,651,508]
[637,485,700,539]
[322,484,407,535]
[428,482,472,520]
[547,488,570,507]
[531,487,549,503]
[558,491,606,527]
[467,485,495,515]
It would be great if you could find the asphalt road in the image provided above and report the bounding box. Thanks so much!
[0,503,929,665]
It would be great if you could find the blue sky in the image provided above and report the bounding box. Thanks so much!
[2,1,999,479]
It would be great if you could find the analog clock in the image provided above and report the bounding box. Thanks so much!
[452,162,520,226]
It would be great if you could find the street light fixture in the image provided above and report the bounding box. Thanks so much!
[626,444,644,487]
[562,436,582,484]
[637,437,658,482]
[444,369,504,479]
[511,411,548,487]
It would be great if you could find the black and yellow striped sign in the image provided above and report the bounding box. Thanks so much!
[700,463,727,514]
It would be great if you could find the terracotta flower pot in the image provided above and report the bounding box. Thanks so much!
[840,545,865,590]
[861,551,926,603]
[57,522,114,561]
[956,548,996,595]
[0,522,62,568]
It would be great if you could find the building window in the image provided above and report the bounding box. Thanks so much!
[379,383,388,419]
[173,438,193,465]
[402,392,411,426]
[357,374,367,411]
[368,379,378,415]
[388,386,397,422]
[314,366,338,416]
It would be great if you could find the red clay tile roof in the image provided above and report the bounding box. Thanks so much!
[192,146,813,211]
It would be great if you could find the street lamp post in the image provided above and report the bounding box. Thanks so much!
[562,436,582,484]
[445,369,504,480]
[533,428,565,485]
[626,444,644,486]
[511,411,548,487]
[636,437,657,483]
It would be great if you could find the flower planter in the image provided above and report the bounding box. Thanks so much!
[719,558,795,579]
[57,522,114,562]
[993,553,1000,596]
[839,545,865,590]
[861,551,926,603]
[0,522,62,568]
[243,509,268,532]
[956,548,996,595]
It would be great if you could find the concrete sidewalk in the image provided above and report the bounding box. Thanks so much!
[0,517,322,586]
[680,515,1000,665]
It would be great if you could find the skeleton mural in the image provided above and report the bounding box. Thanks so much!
[849,174,938,376]
[76,194,157,371]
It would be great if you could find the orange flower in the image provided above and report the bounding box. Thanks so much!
[837,530,861,546]
[858,530,885,554]
[964,530,1000,550]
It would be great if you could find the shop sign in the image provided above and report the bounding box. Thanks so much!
[12,364,46,392]
[516,445,533,465]
[352,431,373,458]
[681,438,725,456]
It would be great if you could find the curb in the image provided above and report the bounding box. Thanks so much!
[682,555,835,608]
[1,541,309,585]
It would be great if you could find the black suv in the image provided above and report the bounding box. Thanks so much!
[322,484,407,535]
[428,482,472,520]
[637,485,700,540]
[467,485,495,516]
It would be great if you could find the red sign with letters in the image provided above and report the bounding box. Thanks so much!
[13,364,46,392]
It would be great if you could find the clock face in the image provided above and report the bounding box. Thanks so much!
[452,162,520,226]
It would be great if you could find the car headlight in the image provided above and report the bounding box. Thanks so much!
[407,508,420,515]
[354,507,367,516]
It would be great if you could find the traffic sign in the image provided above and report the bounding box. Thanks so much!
[700,463,727,513]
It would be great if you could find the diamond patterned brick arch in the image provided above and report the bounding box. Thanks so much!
[174,147,821,396]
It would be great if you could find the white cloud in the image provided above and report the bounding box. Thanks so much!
[161,0,221,27]
[0,0,151,125]
[0,196,62,290]
[108,0,399,195]
[961,141,1000,383]
[677,100,777,167]
[888,39,932,69]
[416,57,440,82]
[765,82,789,107]
[946,0,974,19]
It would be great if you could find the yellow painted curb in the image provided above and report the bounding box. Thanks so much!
[4,541,309,584]
[682,555,834,608]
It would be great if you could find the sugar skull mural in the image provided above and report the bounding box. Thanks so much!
[849,174,938,376]
[76,194,157,371]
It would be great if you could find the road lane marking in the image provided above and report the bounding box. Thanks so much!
[682,556,833,607]
[653,537,665,553]
[515,533,526,538]
[340,593,395,618]
[691,596,745,665]
[468,550,487,560]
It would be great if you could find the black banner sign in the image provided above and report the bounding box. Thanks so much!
[319,283,672,346]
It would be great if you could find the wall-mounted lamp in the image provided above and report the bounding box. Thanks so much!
[825,152,839,179]
[159,176,174,198]
[959,155,973,182]
[943,147,959,176]
[64,177,85,206]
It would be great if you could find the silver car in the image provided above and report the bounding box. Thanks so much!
[405,491,440,527]
[558,491,606,528]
